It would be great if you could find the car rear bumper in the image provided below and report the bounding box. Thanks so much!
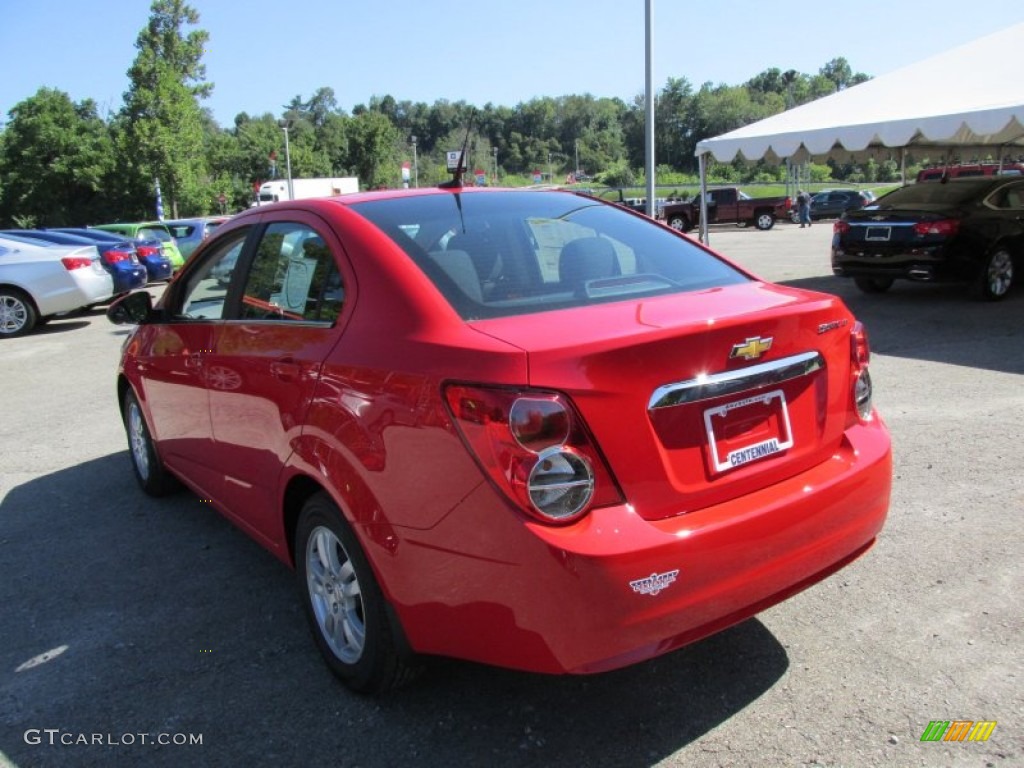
[33,273,110,315]
[141,258,173,282]
[384,418,892,674]
[831,244,974,283]
[110,264,149,293]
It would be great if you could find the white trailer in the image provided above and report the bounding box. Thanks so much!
[254,177,359,206]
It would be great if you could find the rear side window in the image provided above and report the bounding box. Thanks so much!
[238,222,343,323]
[351,191,747,320]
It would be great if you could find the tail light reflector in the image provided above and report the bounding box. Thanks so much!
[833,220,850,235]
[103,248,132,264]
[136,244,160,258]
[850,322,873,422]
[444,385,623,524]
[61,257,93,270]
[913,218,959,236]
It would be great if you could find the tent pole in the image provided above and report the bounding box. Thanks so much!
[644,0,656,220]
[698,152,709,245]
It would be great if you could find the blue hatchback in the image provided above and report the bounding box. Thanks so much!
[0,229,148,294]
[54,228,172,283]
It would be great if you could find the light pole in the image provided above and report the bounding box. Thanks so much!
[492,146,498,186]
[575,139,579,179]
[411,135,418,188]
[278,119,294,201]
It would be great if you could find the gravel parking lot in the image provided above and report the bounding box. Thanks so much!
[1,221,1021,768]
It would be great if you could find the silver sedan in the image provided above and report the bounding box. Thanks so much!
[0,234,114,337]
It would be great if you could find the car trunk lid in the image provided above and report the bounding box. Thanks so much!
[471,281,857,521]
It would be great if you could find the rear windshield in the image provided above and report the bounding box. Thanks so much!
[137,226,173,243]
[874,180,993,207]
[350,191,747,320]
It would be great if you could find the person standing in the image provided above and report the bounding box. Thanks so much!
[797,190,812,227]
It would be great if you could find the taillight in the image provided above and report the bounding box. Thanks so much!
[136,244,159,258]
[833,220,850,235]
[850,322,873,422]
[913,218,959,236]
[103,248,131,264]
[444,385,623,524]
[61,257,93,270]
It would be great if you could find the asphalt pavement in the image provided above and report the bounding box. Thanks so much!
[1,220,1021,767]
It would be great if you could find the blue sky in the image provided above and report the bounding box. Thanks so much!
[1,0,1021,127]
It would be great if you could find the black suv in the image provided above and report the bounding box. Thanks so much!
[810,190,871,220]
[831,177,1023,300]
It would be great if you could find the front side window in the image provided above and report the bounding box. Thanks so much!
[177,230,250,320]
[238,222,343,323]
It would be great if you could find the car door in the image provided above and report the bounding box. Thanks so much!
[204,213,349,546]
[136,227,253,498]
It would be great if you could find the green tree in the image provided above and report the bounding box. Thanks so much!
[820,58,870,91]
[0,88,116,226]
[121,0,211,218]
[346,111,401,188]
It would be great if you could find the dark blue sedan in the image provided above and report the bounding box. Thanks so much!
[53,228,172,283]
[0,229,148,294]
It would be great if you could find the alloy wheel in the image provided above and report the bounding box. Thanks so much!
[306,525,366,664]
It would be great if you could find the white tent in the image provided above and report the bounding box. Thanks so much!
[693,22,1024,240]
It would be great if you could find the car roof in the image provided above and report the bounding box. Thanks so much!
[0,232,48,247]
[0,229,97,245]
[164,216,228,224]
[96,221,172,231]
[56,227,133,241]
[223,185,595,223]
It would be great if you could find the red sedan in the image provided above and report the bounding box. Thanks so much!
[108,186,891,693]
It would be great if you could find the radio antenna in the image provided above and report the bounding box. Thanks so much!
[440,110,476,189]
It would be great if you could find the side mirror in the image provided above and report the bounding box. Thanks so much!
[107,291,155,325]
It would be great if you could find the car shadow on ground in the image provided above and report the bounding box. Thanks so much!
[779,276,1024,375]
[25,319,91,336]
[0,453,789,768]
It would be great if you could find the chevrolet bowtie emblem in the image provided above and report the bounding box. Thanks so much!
[730,337,773,360]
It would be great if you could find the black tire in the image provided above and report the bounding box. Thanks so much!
[295,492,416,693]
[667,215,690,232]
[0,288,38,337]
[122,389,179,496]
[854,277,894,294]
[971,248,1014,301]
[754,212,775,230]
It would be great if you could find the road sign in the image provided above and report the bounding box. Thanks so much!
[446,150,467,171]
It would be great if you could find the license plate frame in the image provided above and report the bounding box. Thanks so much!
[703,389,794,474]
[865,226,891,241]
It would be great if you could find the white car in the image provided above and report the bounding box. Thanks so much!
[0,234,114,337]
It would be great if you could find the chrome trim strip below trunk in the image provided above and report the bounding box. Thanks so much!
[648,351,825,410]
